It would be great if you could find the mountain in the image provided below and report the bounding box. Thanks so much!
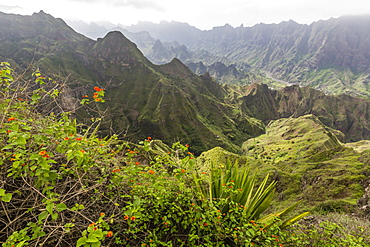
[237,83,370,142]
[3,11,370,152]
[127,16,370,97]
[199,114,370,212]
[0,11,265,153]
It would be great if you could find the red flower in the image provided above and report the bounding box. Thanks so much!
[94,86,103,91]
[75,137,82,141]
[203,223,208,226]
[130,216,136,221]
[7,117,15,121]
[124,215,129,220]
[6,130,11,133]
[112,169,121,173]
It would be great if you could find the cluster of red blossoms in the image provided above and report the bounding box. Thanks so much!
[94,86,103,92]
[81,86,104,102]
[39,150,50,158]
[124,215,136,221]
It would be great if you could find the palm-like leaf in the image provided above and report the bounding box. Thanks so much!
[193,159,309,225]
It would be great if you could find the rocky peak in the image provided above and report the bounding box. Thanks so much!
[90,31,147,65]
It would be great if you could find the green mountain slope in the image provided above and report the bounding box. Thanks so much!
[198,115,370,212]
[237,83,370,142]
[127,17,370,97]
[0,11,265,153]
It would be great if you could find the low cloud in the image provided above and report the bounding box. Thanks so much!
[66,0,165,11]
[0,5,22,12]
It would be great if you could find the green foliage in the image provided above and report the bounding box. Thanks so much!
[279,214,370,246]
[0,63,307,246]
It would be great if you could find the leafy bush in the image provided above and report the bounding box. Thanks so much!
[280,214,370,246]
[0,63,308,246]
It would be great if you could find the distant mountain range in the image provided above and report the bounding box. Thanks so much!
[67,16,370,97]
[2,11,370,153]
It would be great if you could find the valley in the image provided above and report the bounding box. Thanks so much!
[0,10,370,246]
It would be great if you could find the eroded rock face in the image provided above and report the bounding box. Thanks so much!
[358,179,370,214]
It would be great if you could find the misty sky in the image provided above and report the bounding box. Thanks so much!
[0,0,369,30]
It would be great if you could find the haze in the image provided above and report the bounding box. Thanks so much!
[1,0,369,30]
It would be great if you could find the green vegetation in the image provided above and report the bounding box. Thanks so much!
[1,61,370,246]
[0,63,309,246]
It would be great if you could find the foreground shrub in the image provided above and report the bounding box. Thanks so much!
[279,213,370,246]
[0,63,307,246]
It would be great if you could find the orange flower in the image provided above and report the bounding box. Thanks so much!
[147,136,152,140]
[112,169,121,173]
[201,172,207,174]
[124,215,129,220]
[43,154,50,158]
[185,144,190,147]
[75,137,82,141]
[89,222,95,227]
[135,162,140,165]
[82,95,89,98]
[106,231,113,237]
[148,170,155,174]
[6,130,11,133]
[100,213,105,217]
[39,150,47,156]
[80,150,85,153]
[130,216,136,221]
[203,223,208,226]
[181,169,186,173]
[7,117,15,121]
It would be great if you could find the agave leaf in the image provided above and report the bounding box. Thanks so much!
[280,211,310,229]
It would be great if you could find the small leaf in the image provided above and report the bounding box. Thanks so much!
[86,235,99,243]
[38,211,48,221]
[46,203,54,214]
[56,203,68,212]
[2,193,12,202]
[51,212,58,220]
[76,237,87,247]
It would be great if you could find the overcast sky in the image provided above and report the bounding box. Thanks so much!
[1,0,369,30]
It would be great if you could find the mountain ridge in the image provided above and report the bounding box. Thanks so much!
[2,11,370,152]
